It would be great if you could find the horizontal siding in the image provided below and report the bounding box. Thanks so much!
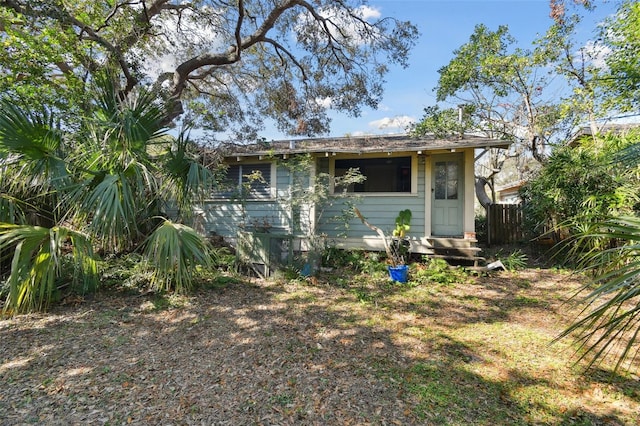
[202,163,314,238]
[319,195,425,239]
[202,201,290,238]
[318,159,427,239]
[201,153,433,242]
[275,164,290,198]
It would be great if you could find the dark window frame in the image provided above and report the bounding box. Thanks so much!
[213,162,273,200]
[333,156,413,193]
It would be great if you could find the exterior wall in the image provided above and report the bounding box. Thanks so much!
[200,149,477,252]
[317,152,427,248]
[200,160,313,239]
[463,148,476,236]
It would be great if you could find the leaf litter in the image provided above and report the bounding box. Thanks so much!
[1,269,639,425]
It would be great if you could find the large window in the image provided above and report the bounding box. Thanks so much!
[334,156,412,193]
[214,163,272,199]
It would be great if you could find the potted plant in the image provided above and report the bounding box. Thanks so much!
[354,208,412,283]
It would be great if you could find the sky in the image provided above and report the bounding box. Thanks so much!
[262,0,619,141]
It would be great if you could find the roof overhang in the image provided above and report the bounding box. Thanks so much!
[217,133,511,159]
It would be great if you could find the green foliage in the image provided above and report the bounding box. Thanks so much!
[0,1,418,136]
[210,247,237,272]
[393,209,412,237]
[321,247,385,274]
[0,224,98,315]
[435,24,562,162]
[99,253,149,291]
[521,130,640,239]
[411,258,468,286]
[549,129,640,371]
[600,1,640,112]
[0,77,217,313]
[495,249,528,271]
[410,105,477,138]
[143,220,212,293]
[557,216,640,372]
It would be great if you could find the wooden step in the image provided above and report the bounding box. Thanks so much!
[428,237,478,249]
[429,254,486,267]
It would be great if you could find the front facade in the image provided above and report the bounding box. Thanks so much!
[200,134,509,256]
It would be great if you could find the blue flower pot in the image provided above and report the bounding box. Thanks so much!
[388,264,409,283]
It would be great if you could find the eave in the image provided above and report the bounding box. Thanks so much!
[217,133,511,159]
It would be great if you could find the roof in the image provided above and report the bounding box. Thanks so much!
[567,122,640,147]
[217,133,511,158]
[495,180,526,193]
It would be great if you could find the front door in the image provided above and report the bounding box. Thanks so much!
[431,154,463,236]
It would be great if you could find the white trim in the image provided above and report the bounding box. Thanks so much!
[424,154,431,237]
[463,149,475,233]
[270,161,277,199]
[330,236,436,254]
[309,160,318,234]
[430,152,465,237]
[328,152,418,195]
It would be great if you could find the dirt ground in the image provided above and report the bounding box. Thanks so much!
[1,265,639,425]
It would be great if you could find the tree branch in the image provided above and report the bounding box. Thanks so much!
[163,0,304,123]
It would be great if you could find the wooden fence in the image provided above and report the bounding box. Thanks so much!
[487,203,525,245]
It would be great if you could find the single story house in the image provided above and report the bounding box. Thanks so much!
[199,133,510,264]
[495,180,526,204]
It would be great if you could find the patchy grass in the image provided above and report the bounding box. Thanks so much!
[1,267,639,424]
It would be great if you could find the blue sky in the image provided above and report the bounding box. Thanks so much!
[263,0,618,140]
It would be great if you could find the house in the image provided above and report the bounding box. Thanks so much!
[495,180,525,204]
[200,134,510,264]
[567,122,640,147]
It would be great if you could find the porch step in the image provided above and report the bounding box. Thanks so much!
[425,237,484,266]
[430,254,486,267]
[429,237,478,249]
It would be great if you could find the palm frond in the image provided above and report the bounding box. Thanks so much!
[161,132,215,214]
[79,173,138,250]
[0,193,26,224]
[92,75,166,159]
[558,216,640,371]
[142,220,212,293]
[0,99,69,199]
[0,224,98,315]
[614,142,640,167]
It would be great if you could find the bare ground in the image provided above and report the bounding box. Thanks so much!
[1,268,639,425]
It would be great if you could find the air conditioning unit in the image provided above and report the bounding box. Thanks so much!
[236,231,295,277]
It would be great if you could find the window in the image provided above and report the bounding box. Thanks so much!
[214,163,272,199]
[434,161,458,200]
[334,156,412,193]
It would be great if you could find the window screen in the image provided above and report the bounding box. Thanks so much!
[214,163,272,199]
[334,157,412,193]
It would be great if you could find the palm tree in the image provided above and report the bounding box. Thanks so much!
[0,77,216,314]
[558,129,640,372]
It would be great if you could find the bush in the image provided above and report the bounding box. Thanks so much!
[496,249,528,271]
[410,258,468,285]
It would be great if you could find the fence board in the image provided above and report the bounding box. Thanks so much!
[488,204,525,245]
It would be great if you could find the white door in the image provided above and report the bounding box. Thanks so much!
[431,154,463,236]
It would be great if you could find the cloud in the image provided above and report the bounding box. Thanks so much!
[315,96,333,109]
[356,6,382,20]
[581,40,611,70]
[368,115,416,130]
[295,5,383,46]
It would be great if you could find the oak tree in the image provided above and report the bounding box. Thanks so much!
[0,0,418,139]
